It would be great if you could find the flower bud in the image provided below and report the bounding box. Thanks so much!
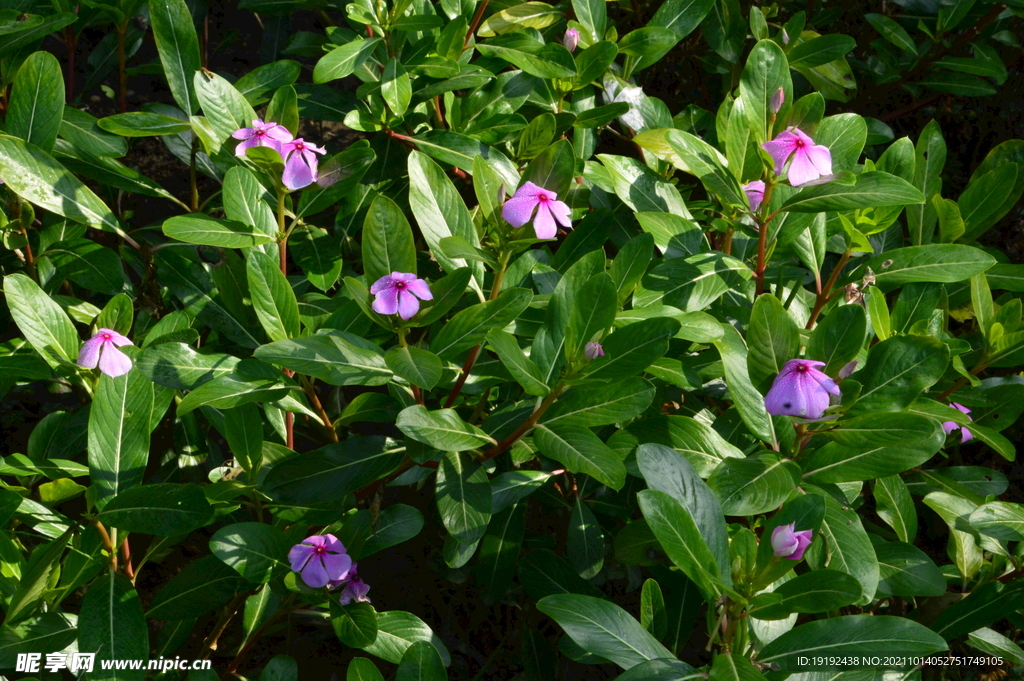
[781,28,790,44]
[584,342,604,359]
[563,28,580,52]
[770,87,785,114]
[771,523,813,560]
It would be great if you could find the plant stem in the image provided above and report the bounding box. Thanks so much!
[300,375,338,442]
[189,138,200,212]
[220,601,298,680]
[93,520,117,571]
[277,190,295,450]
[202,592,249,659]
[121,538,135,579]
[805,250,852,329]
[478,386,563,462]
[937,357,988,401]
[463,0,489,50]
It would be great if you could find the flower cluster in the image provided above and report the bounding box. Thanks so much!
[77,328,133,378]
[232,119,326,191]
[371,272,433,320]
[764,359,841,420]
[289,534,371,602]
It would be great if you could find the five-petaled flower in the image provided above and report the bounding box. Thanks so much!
[563,28,580,52]
[289,534,352,589]
[771,523,813,560]
[77,328,133,378]
[584,342,604,359]
[762,127,832,187]
[231,119,292,157]
[280,138,327,191]
[743,180,766,212]
[371,272,433,320]
[501,181,572,240]
[942,402,974,443]
[764,359,840,420]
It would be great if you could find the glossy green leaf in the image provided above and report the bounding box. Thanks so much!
[7,51,63,153]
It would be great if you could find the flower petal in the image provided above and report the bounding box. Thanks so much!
[234,136,260,157]
[98,345,133,377]
[322,551,353,582]
[266,126,294,143]
[372,286,400,315]
[103,330,133,347]
[533,203,557,239]
[301,557,330,588]
[501,194,539,228]
[370,275,395,295]
[406,278,433,301]
[548,199,573,228]
[762,132,798,175]
[787,149,823,187]
[396,290,421,320]
[805,143,833,176]
[288,544,314,573]
[282,154,315,190]
[231,127,255,140]
[77,336,104,369]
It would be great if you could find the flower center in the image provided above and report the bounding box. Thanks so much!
[294,141,305,151]
[795,139,805,148]
[254,130,266,138]
[395,281,407,290]
[539,195,549,203]
[796,364,808,372]
[102,333,112,341]
[314,546,326,555]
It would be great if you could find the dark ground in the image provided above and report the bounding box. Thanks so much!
[2,1,1023,679]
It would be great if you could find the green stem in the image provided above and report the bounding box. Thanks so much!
[189,138,199,212]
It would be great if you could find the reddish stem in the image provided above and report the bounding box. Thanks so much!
[463,0,490,50]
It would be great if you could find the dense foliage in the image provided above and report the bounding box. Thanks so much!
[1,0,1023,679]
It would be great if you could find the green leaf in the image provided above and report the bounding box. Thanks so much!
[362,196,417,290]
[224,403,264,472]
[338,505,425,561]
[874,475,918,543]
[874,540,946,598]
[396,639,446,681]
[486,330,550,397]
[758,616,947,671]
[751,570,862,620]
[79,572,149,681]
[135,343,239,390]
[782,171,924,212]
[969,501,1024,541]
[247,251,300,341]
[0,135,124,236]
[519,549,606,602]
[806,303,866,375]
[210,522,290,583]
[929,579,1024,641]
[7,51,63,153]
[333,601,379,649]
[348,658,386,681]
[582,317,681,382]
[522,139,575,199]
[46,238,125,294]
[361,611,451,666]
[99,483,214,536]
[615,659,699,681]
[648,0,714,39]
[5,529,71,624]
[746,294,799,391]
[382,59,412,116]
[638,489,722,602]
[572,0,606,41]
[97,112,194,136]
[59,107,127,157]
[314,38,383,83]
[634,252,752,311]
[738,40,791,142]
[661,129,747,207]
[534,424,626,490]
[0,613,77,669]
[431,288,533,360]
[714,323,774,443]
[707,453,801,515]
[907,119,946,245]
[538,594,672,669]
[788,34,856,68]
[259,655,298,681]
[384,346,443,391]
[543,378,654,427]
[262,437,404,506]
[639,579,667,639]
[568,499,604,579]
[147,555,246,620]
[477,2,562,37]
[148,0,202,114]
[3,273,79,367]
[574,42,618,88]
[176,371,289,415]
[866,13,917,54]
[813,493,879,605]
[476,34,577,79]
[958,164,1021,242]
[565,273,617,362]
[847,335,949,415]
[398,406,495,452]
[163,213,275,247]
[88,371,154,508]
[856,245,995,288]
[255,334,391,386]
[477,502,526,602]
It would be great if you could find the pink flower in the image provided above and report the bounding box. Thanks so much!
[332,564,371,603]
[501,181,572,239]
[761,127,832,187]
[77,328,133,377]
[764,359,840,419]
[288,534,352,589]
[584,342,604,359]
[231,119,292,157]
[281,138,326,190]
[770,87,785,114]
[743,180,766,211]
[370,272,433,320]
[942,402,974,443]
[771,523,813,560]
[563,28,580,52]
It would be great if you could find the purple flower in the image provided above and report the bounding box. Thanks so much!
[280,138,326,190]
[332,564,372,604]
[370,272,433,320]
[77,328,133,378]
[501,181,572,239]
[942,402,974,443]
[770,87,785,114]
[584,342,604,359]
[563,28,580,52]
[761,127,832,187]
[764,358,841,419]
[743,180,766,211]
[288,534,353,589]
[771,523,813,560]
[231,119,293,157]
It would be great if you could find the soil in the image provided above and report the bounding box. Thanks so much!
[1,1,1023,680]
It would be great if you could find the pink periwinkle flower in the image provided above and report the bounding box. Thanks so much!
[370,272,433,320]
[289,534,353,589]
[771,522,813,560]
[281,138,326,190]
[761,127,832,187]
[764,359,841,419]
[231,118,293,157]
[743,180,766,212]
[563,28,580,52]
[77,328,133,377]
[584,342,604,359]
[942,402,974,443]
[501,181,572,239]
